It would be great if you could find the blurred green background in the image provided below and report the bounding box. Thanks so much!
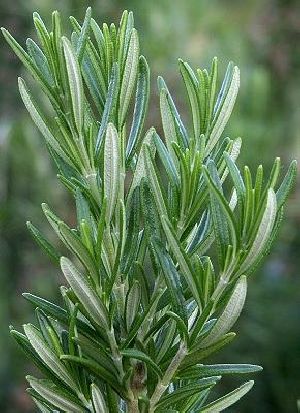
[0,0,299,411]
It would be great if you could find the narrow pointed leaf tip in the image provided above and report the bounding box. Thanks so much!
[239,188,277,275]
[18,78,72,166]
[23,324,76,389]
[206,65,240,155]
[119,28,139,125]
[201,380,254,412]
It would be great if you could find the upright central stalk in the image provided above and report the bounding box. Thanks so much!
[128,399,140,413]
[149,341,188,412]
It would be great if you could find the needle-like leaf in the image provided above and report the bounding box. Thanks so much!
[23,324,76,389]
[91,383,108,412]
[119,28,139,125]
[60,257,109,329]
[62,36,84,134]
[201,380,254,412]
[126,55,150,164]
[18,78,72,165]
[103,123,120,222]
[200,276,247,347]
[27,376,85,413]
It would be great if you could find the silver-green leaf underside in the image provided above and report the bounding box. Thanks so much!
[201,380,254,412]
[27,376,85,413]
[60,257,109,328]
[62,36,84,133]
[103,123,120,222]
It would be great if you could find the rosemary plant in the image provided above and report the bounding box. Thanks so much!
[2,8,297,413]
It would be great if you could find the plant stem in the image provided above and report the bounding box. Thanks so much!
[107,326,124,380]
[128,399,140,413]
[149,341,187,412]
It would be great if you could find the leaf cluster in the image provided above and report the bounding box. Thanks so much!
[2,7,296,413]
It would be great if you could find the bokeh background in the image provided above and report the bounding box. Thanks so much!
[0,0,300,411]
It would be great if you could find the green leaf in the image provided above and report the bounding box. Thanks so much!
[267,157,281,190]
[239,188,277,274]
[32,398,52,413]
[58,221,98,283]
[91,383,108,412]
[144,145,168,218]
[95,63,119,153]
[128,128,156,197]
[121,187,141,274]
[36,308,62,354]
[190,299,214,344]
[120,348,162,378]
[117,10,129,70]
[73,334,116,375]
[200,276,247,347]
[206,65,240,155]
[187,210,213,254]
[157,76,188,148]
[161,216,202,309]
[224,151,245,202]
[26,38,54,86]
[152,239,187,324]
[103,123,120,222]
[122,285,165,349]
[52,10,62,59]
[179,363,262,379]
[201,380,254,412]
[166,311,189,343]
[242,166,255,238]
[1,27,56,103]
[10,329,55,379]
[96,197,107,263]
[62,36,84,133]
[75,189,92,228]
[154,132,180,188]
[32,14,54,71]
[60,355,125,398]
[159,88,178,156]
[26,221,60,263]
[81,49,104,113]
[23,293,67,321]
[156,320,177,363]
[179,59,200,139]
[156,377,220,411]
[203,164,238,265]
[276,160,297,209]
[27,376,84,413]
[119,28,139,125]
[60,257,109,328]
[76,7,92,63]
[102,23,113,79]
[18,78,72,166]
[125,280,141,330]
[22,293,98,342]
[23,324,76,389]
[140,179,161,241]
[207,57,218,125]
[126,55,150,164]
[181,333,236,368]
